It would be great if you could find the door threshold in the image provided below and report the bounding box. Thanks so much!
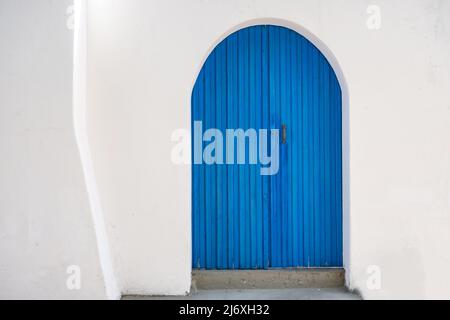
[192,268,345,290]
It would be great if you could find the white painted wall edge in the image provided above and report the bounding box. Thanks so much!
[73,0,120,300]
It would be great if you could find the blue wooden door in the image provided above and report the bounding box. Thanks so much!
[192,25,342,269]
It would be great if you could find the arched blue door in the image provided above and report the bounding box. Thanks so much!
[192,25,342,269]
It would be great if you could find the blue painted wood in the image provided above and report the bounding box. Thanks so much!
[192,25,343,269]
[261,26,270,269]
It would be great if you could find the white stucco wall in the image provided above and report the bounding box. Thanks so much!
[0,0,116,299]
[86,0,450,299]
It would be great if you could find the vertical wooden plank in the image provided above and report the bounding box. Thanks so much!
[312,46,321,266]
[256,27,264,269]
[323,60,331,266]
[296,35,304,267]
[237,30,245,268]
[279,27,287,266]
[290,31,299,267]
[283,28,293,267]
[232,34,241,269]
[287,28,294,267]
[300,38,309,267]
[268,26,277,267]
[287,30,294,267]
[216,41,228,268]
[248,27,256,268]
[252,26,263,268]
[226,35,235,269]
[215,44,223,269]
[307,42,314,267]
[337,80,343,267]
[275,26,283,268]
[221,42,228,269]
[319,55,325,266]
[330,69,337,266]
[197,70,206,268]
[204,53,217,269]
[261,26,270,269]
[211,53,218,269]
[243,28,251,269]
[204,56,211,269]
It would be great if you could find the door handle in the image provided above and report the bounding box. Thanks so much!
[282,124,286,144]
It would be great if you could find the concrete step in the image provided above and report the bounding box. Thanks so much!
[123,288,361,300]
[192,269,345,290]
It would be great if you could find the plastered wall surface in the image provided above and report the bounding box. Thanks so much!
[86,0,450,299]
[0,0,110,299]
